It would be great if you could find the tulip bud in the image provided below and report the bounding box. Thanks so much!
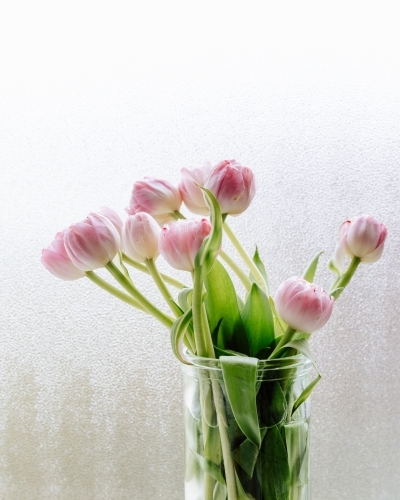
[41,231,86,281]
[98,206,124,236]
[159,218,212,272]
[64,213,121,271]
[274,277,334,333]
[205,159,256,216]
[122,212,161,263]
[344,215,387,263]
[127,177,182,225]
[179,161,213,215]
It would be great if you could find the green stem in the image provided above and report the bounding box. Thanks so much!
[85,271,146,312]
[223,221,268,294]
[219,249,252,293]
[122,253,187,289]
[171,210,186,220]
[331,256,361,300]
[210,377,238,500]
[269,326,297,359]
[105,261,174,329]
[191,271,215,358]
[145,259,181,318]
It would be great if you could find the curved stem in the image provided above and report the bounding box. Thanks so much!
[331,256,361,300]
[85,271,146,312]
[171,210,186,220]
[122,253,187,289]
[219,249,252,292]
[191,271,214,358]
[105,261,174,329]
[145,259,181,317]
[223,221,268,294]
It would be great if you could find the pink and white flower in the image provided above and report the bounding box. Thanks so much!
[98,206,124,236]
[332,215,387,274]
[205,159,256,216]
[159,218,212,272]
[127,177,182,225]
[64,213,121,271]
[274,276,334,333]
[122,212,161,263]
[179,161,213,215]
[41,230,86,281]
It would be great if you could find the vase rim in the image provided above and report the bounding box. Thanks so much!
[181,348,313,376]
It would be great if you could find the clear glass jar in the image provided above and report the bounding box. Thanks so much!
[181,352,313,500]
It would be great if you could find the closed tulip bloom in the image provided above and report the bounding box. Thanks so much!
[41,231,86,281]
[127,177,182,225]
[274,277,334,333]
[205,159,256,216]
[179,161,213,215]
[344,215,387,263]
[122,213,161,263]
[159,218,212,272]
[99,206,123,236]
[64,213,121,271]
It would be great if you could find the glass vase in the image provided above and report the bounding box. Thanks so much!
[181,352,313,500]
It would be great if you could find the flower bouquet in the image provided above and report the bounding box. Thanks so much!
[42,160,387,500]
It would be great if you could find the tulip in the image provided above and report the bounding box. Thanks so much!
[205,159,256,216]
[274,276,334,333]
[332,215,387,274]
[98,206,124,236]
[122,212,161,263]
[179,161,213,215]
[159,218,212,272]
[64,213,121,271]
[127,177,182,225]
[41,231,86,281]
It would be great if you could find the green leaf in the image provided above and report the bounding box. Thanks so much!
[220,356,261,448]
[241,283,275,357]
[303,251,323,283]
[178,287,193,312]
[204,424,222,464]
[284,420,309,486]
[213,482,227,500]
[214,345,246,358]
[251,246,269,291]
[191,450,226,485]
[235,470,255,499]
[258,425,290,500]
[233,428,267,479]
[275,338,321,416]
[170,308,193,364]
[257,380,287,428]
[291,374,321,416]
[205,260,250,354]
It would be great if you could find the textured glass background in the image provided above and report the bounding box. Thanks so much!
[1,1,399,498]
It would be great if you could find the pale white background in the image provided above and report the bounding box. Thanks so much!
[1,1,399,499]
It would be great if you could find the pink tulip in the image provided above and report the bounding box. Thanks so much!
[98,206,124,236]
[41,230,86,281]
[127,177,182,225]
[122,213,161,263]
[274,277,334,333]
[179,161,213,215]
[64,213,121,271]
[332,215,387,273]
[205,159,256,216]
[159,219,212,271]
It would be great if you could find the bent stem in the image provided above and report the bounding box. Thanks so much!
[330,256,361,300]
[122,253,187,289]
[223,221,268,294]
[145,258,182,318]
[219,249,252,293]
[105,261,174,329]
[85,271,146,312]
